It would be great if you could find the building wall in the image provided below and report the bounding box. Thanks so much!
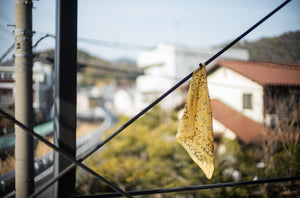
[136,44,249,111]
[207,67,264,123]
[137,44,176,93]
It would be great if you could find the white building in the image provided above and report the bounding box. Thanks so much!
[207,60,300,144]
[0,58,55,123]
[32,60,54,121]
[136,43,249,110]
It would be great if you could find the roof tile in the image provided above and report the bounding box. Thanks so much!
[211,99,265,144]
[213,60,300,86]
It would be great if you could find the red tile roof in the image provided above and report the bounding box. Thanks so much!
[209,60,300,86]
[211,99,265,144]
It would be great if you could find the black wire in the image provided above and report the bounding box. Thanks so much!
[0,33,53,63]
[0,42,14,63]
[75,176,300,197]
[0,109,132,198]
[30,1,293,196]
[200,0,292,67]
[1,0,291,197]
[82,0,292,160]
[78,37,151,51]
[32,34,53,49]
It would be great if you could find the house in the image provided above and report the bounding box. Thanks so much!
[0,56,55,125]
[207,60,300,144]
[136,43,249,111]
[32,56,55,123]
[77,84,116,120]
[0,66,15,135]
[0,66,15,113]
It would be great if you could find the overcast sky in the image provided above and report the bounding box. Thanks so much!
[0,0,299,62]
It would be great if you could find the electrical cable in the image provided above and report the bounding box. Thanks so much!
[78,37,152,51]
[0,33,54,63]
[32,34,54,49]
[0,42,14,63]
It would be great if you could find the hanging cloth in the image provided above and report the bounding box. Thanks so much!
[176,65,214,179]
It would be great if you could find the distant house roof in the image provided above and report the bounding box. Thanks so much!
[208,60,300,86]
[211,99,265,144]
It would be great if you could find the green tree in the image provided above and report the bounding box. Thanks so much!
[76,107,211,197]
[76,106,299,197]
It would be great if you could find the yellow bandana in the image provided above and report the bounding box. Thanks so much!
[176,66,214,179]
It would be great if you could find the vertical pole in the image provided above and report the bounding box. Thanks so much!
[14,0,34,197]
[54,0,77,197]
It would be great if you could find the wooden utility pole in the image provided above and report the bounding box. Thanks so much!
[54,0,77,197]
[14,0,34,197]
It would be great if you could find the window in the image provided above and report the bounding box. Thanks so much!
[243,93,252,109]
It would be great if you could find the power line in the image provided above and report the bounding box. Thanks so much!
[78,37,152,51]
[33,31,152,51]
[0,43,14,63]
[0,24,14,36]
[0,33,54,63]
[33,32,211,55]
[32,34,54,49]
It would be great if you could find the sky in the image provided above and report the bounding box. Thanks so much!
[0,0,299,62]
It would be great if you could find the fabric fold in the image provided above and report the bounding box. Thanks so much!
[176,66,214,179]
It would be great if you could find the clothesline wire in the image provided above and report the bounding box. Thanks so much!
[76,176,300,198]
[0,109,132,198]
[80,0,292,163]
[27,0,292,196]
[0,0,292,197]
[200,0,291,68]
[40,0,292,196]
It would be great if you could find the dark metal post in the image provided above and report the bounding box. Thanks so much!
[54,0,77,197]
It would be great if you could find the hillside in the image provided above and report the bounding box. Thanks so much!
[236,31,300,63]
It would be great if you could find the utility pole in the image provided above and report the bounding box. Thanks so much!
[14,0,34,197]
[54,0,77,197]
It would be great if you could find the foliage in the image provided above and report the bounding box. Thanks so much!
[77,107,210,197]
[208,138,264,198]
[263,142,300,197]
[236,31,300,63]
[76,106,299,197]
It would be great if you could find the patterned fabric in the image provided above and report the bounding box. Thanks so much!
[176,66,214,179]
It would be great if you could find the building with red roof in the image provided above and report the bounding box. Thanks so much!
[207,59,300,144]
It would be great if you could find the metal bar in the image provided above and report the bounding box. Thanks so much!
[14,0,34,197]
[0,109,132,198]
[52,1,129,197]
[53,0,78,197]
[76,176,300,197]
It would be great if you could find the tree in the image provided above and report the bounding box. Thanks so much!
[76,107,210,197]
[262,86,300,197]
[76,105,299,197]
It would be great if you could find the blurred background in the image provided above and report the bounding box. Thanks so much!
[0,0,299,197]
